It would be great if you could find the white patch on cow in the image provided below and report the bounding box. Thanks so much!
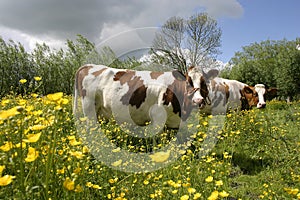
[218,78,247,110]
[203,77,228,115]
[254,84,266,108]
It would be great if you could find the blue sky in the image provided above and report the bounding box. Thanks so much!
[218,0,300,62]
[0,0,299,64]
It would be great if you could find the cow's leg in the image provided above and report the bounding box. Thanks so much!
[149,104,167,129]
[82,94,98,125]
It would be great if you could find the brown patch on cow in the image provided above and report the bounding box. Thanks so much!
[150,71,164,79]
[92,68,107,77]
[224,83,230,100]
[113,70,147,108]
[200,76,209,100]
[240,86,259,110]
[75,65,93,98]
[113,70,135,85]
[163,74,193,121]
[210,79,217,91]
[163,80,183,116]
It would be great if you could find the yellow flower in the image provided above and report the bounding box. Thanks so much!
[63,177,75,191]
[0,106,21,120]
[112,159,122,167]
[180,194,189,200]
[149,150,170,163]
[202,121,208,126]
[59,98,69,105]
[0,175,15,186]
[205,176,213,183]
[219,190,229,198]
[30,124,47,131]
[34,76,42,81]
[1,99,10,106]
[74,184,83,193]
[215,180,223,186]
[15,142,26,149]
[19,79,27,84]
[47,92,63,101]
[143,180,149,185]
[23,133,42,143]
[207,190,219,200]
[92,184,102,190]
[172,190,178,194]
[0,142,13,152]
[284,187,299,195]
[25,147,39,162]
[188,187,196,193]
[69,151,84,159]
[109,178,117,184]
[68,136,81,146]
[193,193,201,199]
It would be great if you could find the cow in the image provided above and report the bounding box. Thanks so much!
[73,64,217,129]
[187,67,261,114]
[254,84,278,108]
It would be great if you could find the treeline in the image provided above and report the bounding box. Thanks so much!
[1,35,299,100]
[0,35,140,98]
[221,39,300,101]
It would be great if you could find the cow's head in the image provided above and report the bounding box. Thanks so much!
[255,84,278,108]
[239,86,259,110]
[186,66,219,109]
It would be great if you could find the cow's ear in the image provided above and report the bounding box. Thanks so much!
[266,88,278,100]
[267,88,277,95]
[243,86,253,94]
[172,70,186,81]
[203,69,219,80]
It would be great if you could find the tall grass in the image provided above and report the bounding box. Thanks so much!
[0,87,299,199]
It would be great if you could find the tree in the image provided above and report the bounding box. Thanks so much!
[151,13,222,73]
[224,38,300,100]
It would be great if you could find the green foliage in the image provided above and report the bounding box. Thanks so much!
[0,35,139,98]
[223,39,300,100]
[0,38,35,97]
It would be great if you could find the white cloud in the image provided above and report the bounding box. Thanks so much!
[0,0,243,49]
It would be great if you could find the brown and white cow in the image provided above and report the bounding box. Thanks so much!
[187,67,261,114]
[73,64,216,129]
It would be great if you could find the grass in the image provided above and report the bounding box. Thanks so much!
[0,90,300,199]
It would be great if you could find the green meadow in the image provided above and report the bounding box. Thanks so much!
[0,91,299,200]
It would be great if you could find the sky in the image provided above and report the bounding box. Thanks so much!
[0,0,299,64]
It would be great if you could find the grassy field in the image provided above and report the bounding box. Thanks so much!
[0,91,299,199]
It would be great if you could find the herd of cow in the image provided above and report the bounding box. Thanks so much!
[74,64,277,129]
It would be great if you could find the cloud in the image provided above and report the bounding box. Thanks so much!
[0,0,243,50]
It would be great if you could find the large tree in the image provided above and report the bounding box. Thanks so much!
[151,13,222,73]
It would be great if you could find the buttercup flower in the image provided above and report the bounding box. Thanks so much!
[0,175,15,186]
[205,176,213,183]
[207,190,219,200]
[25,147,39,162]
[19,79,27,84]
[34,76,42,81]
[63,177,75,191]
[23,133,42,143]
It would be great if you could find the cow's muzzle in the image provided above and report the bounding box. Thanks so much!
[257,102,266,109]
